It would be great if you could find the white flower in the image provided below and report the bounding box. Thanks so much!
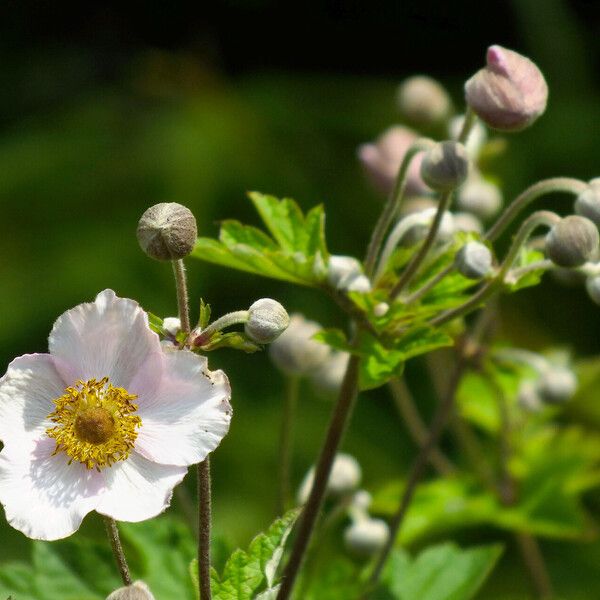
[0,290,232,540]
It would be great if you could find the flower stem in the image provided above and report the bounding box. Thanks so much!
[277,376,300,516]
[103,516,132,586]
[172,259,191,337]
[276,354,361,600]
[457,106,477,144]
[198,310,250,340]
[514,533,555,600]
[197,458,212,600]
[364,139,436,278]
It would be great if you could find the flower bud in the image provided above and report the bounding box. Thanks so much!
[420,141,470,192]
[107,581,155,600]
[537,367,577,404]
[545,216,599,268]
[269,314,330,376]
[162,317,181,337]
[327,256,371,293]
[396,76,452,126]
[310,351,350,398]
[457,177,503,220]
[137,202,197,261]
[574,179,600,228]
[358,126,430,196]
[455,241,493,279]
[448,114,487,159]
[343,518,390,558]
[586,275,600,305]
[297,453,361,504]
[398,208,455,247]
[245,298,290,344]
[518,380,542,412]
[465,45,548,131]
[373,302,390,317]
[453,212,484,234]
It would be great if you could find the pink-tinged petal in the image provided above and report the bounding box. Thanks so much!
[96,452,187,522]
[0,354,66,444]
[0,438,103,540]
[48,289,163,392]
[135,350,232,467]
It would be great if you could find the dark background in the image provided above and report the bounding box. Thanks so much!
[0,1,599,598]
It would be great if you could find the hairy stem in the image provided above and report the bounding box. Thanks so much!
[172,259,191,338]
[276,354,361,600]
[277,376,300,515]
[197,458,212,600]
[103,516,132,586]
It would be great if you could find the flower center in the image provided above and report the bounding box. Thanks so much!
[46,377,142,470]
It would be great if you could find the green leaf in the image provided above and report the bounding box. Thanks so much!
[380,543,503,600]
[313,328,353,353]
[504,248,546,292]
[198,299,212,329]
[148,312,165,335]
[209,509,300,600]
[199,331,263,353]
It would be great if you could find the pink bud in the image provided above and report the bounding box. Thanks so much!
[357,126,431,196]
[465,45,548,131]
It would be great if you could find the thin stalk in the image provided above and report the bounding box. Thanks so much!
[172,260,191,337]
[365,358,468,592]
[276,354,361,600]
[277,376,300,515]
[197,310,249,340]
[390,190,453,299]
[514,533,555,600]
[197,458,212,600]
[485,178,587,243]
[457,106,477,144]
[388,378,456,475]
[402,264,454,305]
[103,516,132,586]
[364,139,436,278]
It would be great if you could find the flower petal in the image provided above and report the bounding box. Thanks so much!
[48,289,163,392]
[135,350,232,467]
[96,452,187,522]
[0,354,66,444]
[0,438,103,540]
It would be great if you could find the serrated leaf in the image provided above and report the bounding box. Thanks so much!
[380,543,503,600]
[199,299,212,329]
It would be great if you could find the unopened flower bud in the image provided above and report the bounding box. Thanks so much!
[351,490,372,512]
[538,368,577,404]
[373,302,390,317]
[420,141,470,192]
[574,179,600,228]
[586,275,600,305]
[545,216,599,268]
[453,212,484,234]
[518,380,542,412]
[245,298,289,344]
[399,208,455,247]
[396,76,451,126]
[107,581,155,600]
[457,177,503,220]
[327,256,371,293]
[162,317,181,337]
[297,453,361,504]
[310,351,350,397]
[358,126,430,196]
[465,45,548,131]
[344,518,390,558]
[455,241,493,279]
[269,314,330,376]
[137,202,197,261]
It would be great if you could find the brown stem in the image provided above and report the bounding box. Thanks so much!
[172,259,191,337]
[197,458,212,600]
[103,516,132,586]
[276,354,361,600]
[514,533,555,600]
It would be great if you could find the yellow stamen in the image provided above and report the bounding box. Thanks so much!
[46,377,142,470]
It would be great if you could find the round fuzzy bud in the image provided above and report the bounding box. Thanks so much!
[327,256,371,293]
[297,453,361,504]
[537,368,577,404]
[574,179,600,228]
[107,581,156,600]
[448,114,488,159]
[344,518,390,558]
[269,314,331,376]
[358,126,430,196]
[137,202,197,261]
[162,317,181,337]
[373,302,390,317]
[420,141,470,192]
[310,352,350,398]
[457,177,503,220]
[586,275,600,305]
[518,380,542,412]
[245,298,290,344]
[465,45,548,132]
[351,490,372,512]
[399,208,455,247]
[455,242,492,279]
[453,212,484,234]
[396,76,452,126]
[545,216,599,268]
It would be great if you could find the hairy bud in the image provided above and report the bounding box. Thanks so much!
[137,203,197,261]
[455,241,493,279]
[310,351,350,398]
[396,76,451,126]
[420,141,470,192]
[586,275,600,305]
[344,518,390,558]
[545,216,599,268]
[457,177,503,220]
[465,45,548,131]
[574,179,600,228]
[538,367,577,404]
[297,453,361,504]
[106,581,155,600]
[245,298,290,344]
[327,256,371,293]
[162,317,181,337]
